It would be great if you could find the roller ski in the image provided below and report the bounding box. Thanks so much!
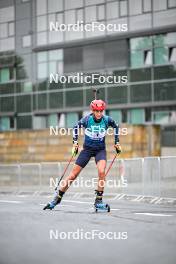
[43,190,64,210]
[94,190,110,213]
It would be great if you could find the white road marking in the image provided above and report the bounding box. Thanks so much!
[63,199,92,204]
[40,203,75,207]
[0,200,23,204]
[154,198,162,204]
[117,194,126,200]
[135,213,173,217]
[150,197,160,204]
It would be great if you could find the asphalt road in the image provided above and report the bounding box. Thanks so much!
[0,195,176,264]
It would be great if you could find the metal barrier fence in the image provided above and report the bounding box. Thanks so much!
[0,156,176,198]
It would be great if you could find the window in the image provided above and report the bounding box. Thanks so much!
[38,80,47,91]
[49,61,56,74]
[65,10,76,24]
[154,82,176,101]
[16,65,27,80]
[49,50,63,61]
[56,12,64,24]
[37,49,63,79]
[33,116,47,129]
[106,2,119,20]
[130,84,152,103]
[22,35,31,47]
[37,51,47,63]
[130,37,152,50]
[83,44,104,70]
[0,116,10,131]
[37,16,47,32]
[17,115,32,129]
[130,68,151,82]
[0,83,14,94]
[130,37,154,68]
[48,114,58,127]
[168,0,176,8]
[144,50,152,65]
[38,63,47,79]
[153,0,167,11]
[0,22,14,38]
[85,6,96,22]
[38,93,47,110]
[153,34,166,47]
[86,0,104,5]
[154,47,168,65]
[169,47,176,62]
[17,95,31,113]
[8,22,14,36]
[161,127,176,146]
[48,0,63,13]
[107,86,127,104]
[128,109,145,124]
[24,82,32,92]
[66,113,79,128]
[64,47,83,73]
[0,6,14,23]
[65,0,83,10]
[97,4,105,21]
[37,32,47,46]
[0,68,10,83]
[49,92,63,109]
[120,0,127,17]
[154,65,176,79]
[105,40,128,68]
[0,24,8,38]
[153,112,170,124]
[129,0,142,16]
[143,0,151,12]
[76,8,83,22]
[166,32,176,45]
[0,96,14,112]
[36,0,47,15]
[109,110,122,123]
[131,50,144,68]
[66,90,83,107]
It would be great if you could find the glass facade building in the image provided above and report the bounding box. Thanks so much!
[0,0,176,133]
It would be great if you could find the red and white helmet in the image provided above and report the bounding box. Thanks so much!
[90,99,106,111]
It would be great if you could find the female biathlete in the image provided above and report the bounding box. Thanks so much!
[43,99,121,211]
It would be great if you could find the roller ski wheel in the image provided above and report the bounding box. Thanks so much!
[43,201,56,210]
[94,203,110,213]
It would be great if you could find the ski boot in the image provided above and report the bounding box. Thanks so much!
[43,190,64,210]
[94,190,110,213]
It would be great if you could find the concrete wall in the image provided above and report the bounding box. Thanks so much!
[0,125,161,163]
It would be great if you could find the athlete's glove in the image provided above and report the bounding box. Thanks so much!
[72,141,79,156]
[114,143,122,154]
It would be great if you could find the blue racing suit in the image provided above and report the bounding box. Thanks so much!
[72,114,119,168]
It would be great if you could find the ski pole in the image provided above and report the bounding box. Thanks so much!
[55,153,75,190]
[105,153,120,177]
